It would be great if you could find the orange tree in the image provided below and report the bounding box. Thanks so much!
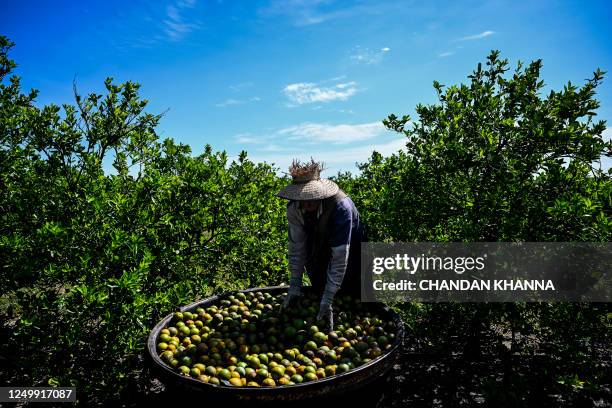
[0,36,288,405]
[336,51,611,404]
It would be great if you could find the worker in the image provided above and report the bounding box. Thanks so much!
[277,159,367,330]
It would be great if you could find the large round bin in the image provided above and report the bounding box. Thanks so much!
[147,286,404,404]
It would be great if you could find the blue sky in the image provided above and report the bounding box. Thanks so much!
[3,0,612,174]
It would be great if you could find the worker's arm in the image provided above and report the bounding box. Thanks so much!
[286,201,306,297]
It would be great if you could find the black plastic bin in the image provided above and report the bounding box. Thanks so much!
[147,286,404,405]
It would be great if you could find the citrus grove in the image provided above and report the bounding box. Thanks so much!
[1,36,610,406]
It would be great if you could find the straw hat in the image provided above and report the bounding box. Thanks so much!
[277,159,339,201]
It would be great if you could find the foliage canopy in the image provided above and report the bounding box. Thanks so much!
[0,36,610,405]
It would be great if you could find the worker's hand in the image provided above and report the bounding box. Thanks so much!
[316,302,334,332]
[280,287,301,314]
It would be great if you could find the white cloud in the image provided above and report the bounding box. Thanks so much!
[438,51,454,58]
[215,96,262,108]
[335,81,357,89]
[163,0,200,41]
[119,0,200,48]
[325,75,347,82]
[259,1,405,27]
[317,137,407,162]
[216,99,242,107]
[278,122,386,144]
[349,45,390,65]
[456,30,495,41]
[234,120,391,147]
[246,137,407,175]
[283,81,357,105]
[261,0,334,26]
[258,0,346,26]
[231,119,406,174]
